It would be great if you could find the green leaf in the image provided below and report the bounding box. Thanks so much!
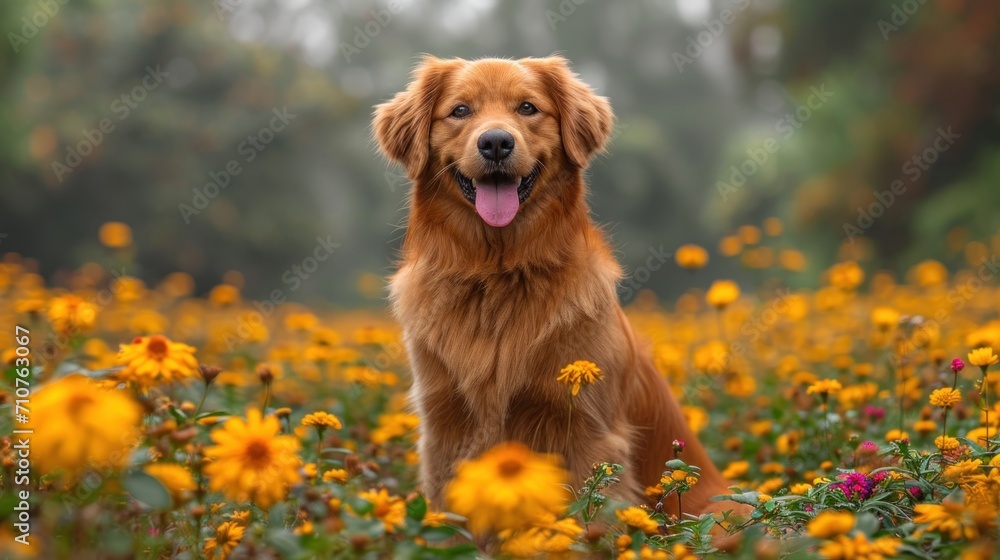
[122,471,171,511]
[167,406,187,424]
[406,494,427,521]
[101,527,134,556]
[195,410,230,420]
[664,459,688,470]
[269,502,290,527]
[420,526,459,542]
[265,529,301,557]
[320,447,356,455]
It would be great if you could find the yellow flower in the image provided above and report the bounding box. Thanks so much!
[116,335,198,388]
[719,235,743,257]
[28,375,142,479]
[757,477,785,495]
[914,420,937,436]
[204,409,302,509]
[943,459,982,481]
[322,469,348,484]
[885,429,908,442]
[500,518,581,557]
[763,217,783,236]
[556,360,603,396]
[706,280,740,309]
[674,244,709,269]
[818,533,900,560]
[739,225,762,245]
[929,387,962,408]
[358,488,406,533]
[968,347,998,368]
[934,436,960,451]
[445,442,570,534]
[228,510,251,525]
[681,406,709,434]
[778,249,807,272]
[208,284,240,306]
[98,221,133,248]
[371,413,420,445]
[913,502,994,540]
[807,510,856,539]
[300,411,342,431]
[615,506,659,534]
[144,463,197,506]
[203,521,244,560]
[46,294,98,335]
[692,340,731,375]
[353,326,396,345]
[870,307,899,331]
[790,483,812,495]
[721,460,750,479]
[283,312,319,332]
[807,379,842,397]
[827,261,864,291]
[909,259,948,287]
[423,511,448,527]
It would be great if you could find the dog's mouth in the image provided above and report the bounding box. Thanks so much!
[455,164,540,228]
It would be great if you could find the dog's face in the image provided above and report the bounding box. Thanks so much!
[374,56,613,228]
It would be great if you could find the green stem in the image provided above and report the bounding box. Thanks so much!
[194,382,210,418]
[261,383,271,413]
[983,367,991,451]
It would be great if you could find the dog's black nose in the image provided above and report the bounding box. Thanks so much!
[477,129,515,162]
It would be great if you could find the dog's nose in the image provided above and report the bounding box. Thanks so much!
[477,129,515,162]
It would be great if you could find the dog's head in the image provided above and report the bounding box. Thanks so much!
[374,56,613,228]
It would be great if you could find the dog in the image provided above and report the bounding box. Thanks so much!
[373,55,744,531]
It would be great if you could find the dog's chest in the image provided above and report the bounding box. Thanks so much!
[389,263,612,390]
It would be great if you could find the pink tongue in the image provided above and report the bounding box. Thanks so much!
[474,179,520,227]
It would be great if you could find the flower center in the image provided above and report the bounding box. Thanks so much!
[66,393,94,417]
[146,336,169,358]
[244,439,271,467]
[497,458,524,478]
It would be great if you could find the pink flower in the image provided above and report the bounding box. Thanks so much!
[950,358,965,373]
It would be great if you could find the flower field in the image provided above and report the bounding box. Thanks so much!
[2,222,1000,559]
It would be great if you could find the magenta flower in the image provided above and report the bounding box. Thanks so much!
[950,358,965,373]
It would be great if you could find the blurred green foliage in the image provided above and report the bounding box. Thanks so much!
[1,0,998,303]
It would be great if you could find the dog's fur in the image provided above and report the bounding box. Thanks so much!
[373,56,739,522]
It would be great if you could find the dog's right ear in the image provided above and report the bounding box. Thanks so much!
[373,56,457,179]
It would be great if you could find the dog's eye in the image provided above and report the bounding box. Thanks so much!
[450,105,472,119]
[517,102,538,116]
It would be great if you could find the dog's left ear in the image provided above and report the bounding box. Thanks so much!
[524,56,614,168]
[373,56,458,179]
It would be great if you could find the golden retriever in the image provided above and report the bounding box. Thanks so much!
[373,55,743,531]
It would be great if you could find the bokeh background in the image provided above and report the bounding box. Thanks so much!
[2,0,999,305]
